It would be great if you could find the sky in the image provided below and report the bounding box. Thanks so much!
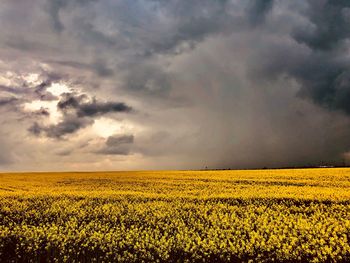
[1,0,350,171]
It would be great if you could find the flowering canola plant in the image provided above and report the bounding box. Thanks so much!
[0,168,350,262]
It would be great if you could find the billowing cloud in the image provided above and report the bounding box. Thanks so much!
[57,93,131,117]
[292,0,350,51]
[251,0,350,116]
[28,91,132,138]
[28,117,93,138]
[1,0,350,171]
[0,72,60,103]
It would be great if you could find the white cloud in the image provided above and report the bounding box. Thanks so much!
[46,82,71,96]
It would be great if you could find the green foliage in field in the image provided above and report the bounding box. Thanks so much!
[0,169,350,262]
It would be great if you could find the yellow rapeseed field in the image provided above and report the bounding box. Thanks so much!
[1,168,350,262]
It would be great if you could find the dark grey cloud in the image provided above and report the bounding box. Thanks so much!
[251,0,350,117]
[97,134,134,155]
[2,0,350,170]
[292,0,350,51]
[144,0,232,55]
[247,0,274,25]
[132,0,244,57]
[57,92,132,117]
[124,64,172,96]
[45,0,97,32]
[111,0,277,99]
[43,0,269,60]
[77,101,131,117]
[42,117,93,138]
[57,93,86,110]
[137,0,275,56]
[106,134,134,145]
[28,116,93,139]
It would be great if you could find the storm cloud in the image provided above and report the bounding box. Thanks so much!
[57,93,131,117]
[251,0,350,116]
[97,134,134,155]
[292,0,350,51]
[1,0,350,171]
[28,117,93,138]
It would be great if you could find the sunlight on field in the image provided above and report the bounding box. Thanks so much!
[1,168,350,262]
